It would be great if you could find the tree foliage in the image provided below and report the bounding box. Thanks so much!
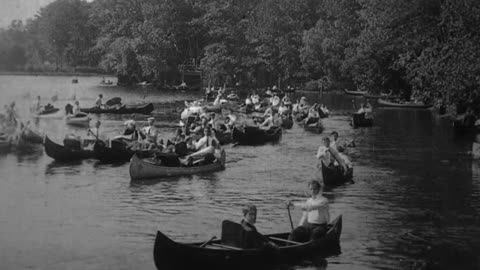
[0,0,479,107]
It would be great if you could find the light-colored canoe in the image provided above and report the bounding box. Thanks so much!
[129,150,226,180]
[66,113,91,127]
[344,89,367,96]
[377,99,433,109]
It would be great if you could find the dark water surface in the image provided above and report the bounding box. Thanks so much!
[0,76,479,270]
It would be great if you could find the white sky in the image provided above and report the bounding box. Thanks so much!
[0,0,94,28]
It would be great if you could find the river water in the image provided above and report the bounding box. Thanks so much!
[0,75,479,270]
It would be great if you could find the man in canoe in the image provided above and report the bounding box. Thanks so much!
[182,127,219,165]
[95,94,104,108]
[141,117,158,150]
[239,205,278,249]
[287,180,330,243]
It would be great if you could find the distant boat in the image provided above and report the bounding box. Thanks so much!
[72,78,78,84]
[377,99,433,109]
[344,89,367,96]
[99,80,115,87]
[138,81,152,86]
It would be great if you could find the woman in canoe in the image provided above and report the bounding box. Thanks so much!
[287,180,330,243]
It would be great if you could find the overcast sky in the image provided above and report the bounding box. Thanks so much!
[0,0,93,28]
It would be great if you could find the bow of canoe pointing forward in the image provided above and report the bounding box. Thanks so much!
[153,215,342,270]
[129,149,226,180]
[322,161,353,186]
[44,136,94,161]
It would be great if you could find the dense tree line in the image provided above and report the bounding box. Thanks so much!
[0,0,479,108]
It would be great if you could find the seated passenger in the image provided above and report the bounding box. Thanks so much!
[287,180,330,243]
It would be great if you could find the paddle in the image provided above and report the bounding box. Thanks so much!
[287,203,294,231]
[200,236,217,248]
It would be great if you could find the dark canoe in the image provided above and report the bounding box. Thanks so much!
[129,150,226,180]
[352,113,373,127]
[153,215,342,270]
[216,131,232,145]
[344,89,367,96]
[44,136,94,161]
[303,120,324,134]
[452,120,480,135]
[93,140,152,163]
[80,103,154,114]
[281,115,293,129]
[32,107,60,117]
[377,99,433,109]
[321,161,353,186]
[232,126,282,146]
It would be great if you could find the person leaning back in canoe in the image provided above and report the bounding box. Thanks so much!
[287,180,330,243]
[240,205,278,249]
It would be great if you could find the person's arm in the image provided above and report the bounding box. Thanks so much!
[194,137,205,150]
[316,146,326,159]
[293,197,328,211]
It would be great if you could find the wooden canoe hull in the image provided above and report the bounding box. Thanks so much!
[377,99,432,109]
[321,161,353,186]
[303,120,324,134]
[352,113,373,127]
[80,103,154,114]
[44,136,94,161]
[153,216,342,270]
[344,89,367,96]
[232,126,282,145]
[129,150,226,180]
[93,140,151,163]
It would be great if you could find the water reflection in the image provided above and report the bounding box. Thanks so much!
[45,160,83,175]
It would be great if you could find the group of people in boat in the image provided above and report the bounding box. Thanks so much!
[235,179,330,249]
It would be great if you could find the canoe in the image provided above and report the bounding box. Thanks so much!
[321,161,353,186]
[216,131,232,145]
[303,120,324,134]
[452,119,480,135]
[80,103,154,114]
[129,149,226,180]
[344,89,367,96]
[44,136,94,161]
[232,126,282,145]
[153,215,342,270]
[31,107,60,118]
[377,99,433,109]
[280,115,293,129]
[352,113,373,127]
[93,140,152,163]
[65,113,91,127]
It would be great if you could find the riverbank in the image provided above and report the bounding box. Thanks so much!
[0,71,114,77]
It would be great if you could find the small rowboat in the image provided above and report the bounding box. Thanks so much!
[352,113,373,127]
[321,161,353,186]
[44,136,94,161]
[153,215,342,270]
[80,103,154,114]
[232,126,282,146]
[129,150,226,180]
[65,113,91,127]
[344,89,367,96]
[377,99,433,109]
